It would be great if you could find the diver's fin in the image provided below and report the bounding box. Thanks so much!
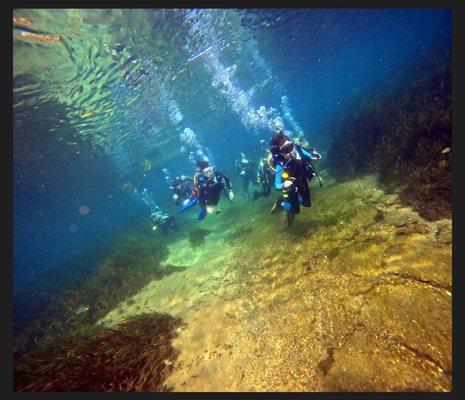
[270,198,283,215]
[286,211,295,227]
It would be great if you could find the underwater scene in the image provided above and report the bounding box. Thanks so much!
[13,9,451,392]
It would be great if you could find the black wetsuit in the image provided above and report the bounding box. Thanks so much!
[196,170,232,209]
[253,158,274,200]
[152,213,177,234]
[273,146,316,214]
[235,158,256,196]
[171,177,195,204]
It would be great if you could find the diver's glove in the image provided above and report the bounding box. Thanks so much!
[312,152,321,160]
[283,180,294,189]
[228,190,235,202]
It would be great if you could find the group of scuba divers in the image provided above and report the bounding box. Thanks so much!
[150,130,321,232]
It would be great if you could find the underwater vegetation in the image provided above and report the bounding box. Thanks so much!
[13,234,171,367]
[327,57,451,221]
[14,312,182,392]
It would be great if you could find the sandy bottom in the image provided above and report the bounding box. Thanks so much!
[97,175,451,391]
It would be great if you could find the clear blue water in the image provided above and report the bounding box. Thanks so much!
[13,9,451,321]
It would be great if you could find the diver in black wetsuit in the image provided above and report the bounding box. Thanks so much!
[169,175,196,205]
[151,209,177,234]
[178,160,234,220]
[253,153,275,201]
[234,152,256,199]
[269,131,321,227]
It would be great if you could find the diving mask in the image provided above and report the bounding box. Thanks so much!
[279,140,295,155]
[203,166,214,178]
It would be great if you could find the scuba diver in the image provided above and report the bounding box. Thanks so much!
[169,175,196,205]
[268,130,321,227]
[178,160,234,220]
[133,187,177,234]
[234,152,256,199]
[150,209,177,234]
[253,152,275,201]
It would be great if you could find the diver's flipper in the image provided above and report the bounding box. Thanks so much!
[286,211,295,227]
[270,198,283,215]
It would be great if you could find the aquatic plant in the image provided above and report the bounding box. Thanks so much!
[14,312,182,392]
[327,53,451,221]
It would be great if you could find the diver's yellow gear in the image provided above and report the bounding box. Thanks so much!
[281,171,296,182]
